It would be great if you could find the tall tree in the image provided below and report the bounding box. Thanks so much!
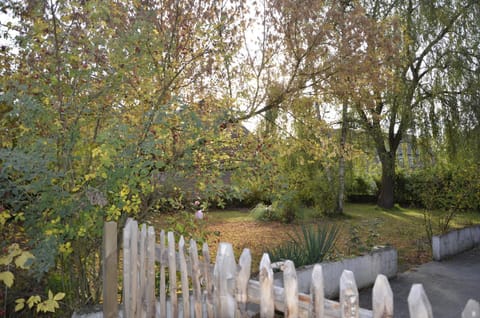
[262,0,400,211]
[355,0,480,208]
[0,0,248,309]
[263,0,479,209]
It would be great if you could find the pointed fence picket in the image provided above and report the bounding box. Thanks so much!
[101,218,480,318]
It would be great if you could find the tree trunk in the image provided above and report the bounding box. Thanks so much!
[378,151,395,209]
[335,100,348,214]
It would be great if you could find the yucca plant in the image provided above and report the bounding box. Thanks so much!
[268,223,339,267]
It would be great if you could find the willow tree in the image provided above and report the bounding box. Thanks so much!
[415,1,480,164]
[353,0,480,208]
[268,0,480,209]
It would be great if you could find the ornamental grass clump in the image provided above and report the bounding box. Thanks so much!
[268,223,339,268]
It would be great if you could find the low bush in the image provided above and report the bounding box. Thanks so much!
[347,175,378,196]
[249,194,308,223]
[271,193,302,223]
[395,163,480,211]
[346,174,379,203]
[394,171,422,207]
[250,203,281,222]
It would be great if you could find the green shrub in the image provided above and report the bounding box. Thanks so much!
[346,174,379,204]
[271,193,303,223]
[347,175,378,196]
[394,171,422,206]
[394,163,480,211]
[267,223,339,267]
[250,199,302,223]
[239,187,273,207]
[305,174,337,215]
[250,203,281,221]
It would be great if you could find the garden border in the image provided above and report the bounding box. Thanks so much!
[432,225,480,261]
[273,246,397,298]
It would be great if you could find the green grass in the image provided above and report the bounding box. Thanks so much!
[208,204,480,240]
[337,203,480,268]
[207,209,253,222]
[343,203,480,228]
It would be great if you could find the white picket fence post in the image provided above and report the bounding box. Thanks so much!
[158,230,166,318]
[372,274,393,318]
[178,236,190,318]
[213,242,237,318]
[259,253,275,318]
[462,299,480,318]
[146,225,156,318]
[139,224,148,317]
[167,231,178,318]
[340,270,360,318]
[202,242,215,317]
[283,260,299,318]
[408,284,433,318]
[311,264,325,318]
[123,219,138,318]
[189,239,203,318]
[236,248,251,318]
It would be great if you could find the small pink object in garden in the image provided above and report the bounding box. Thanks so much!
[195,209,203,220]
[194,200,200,206]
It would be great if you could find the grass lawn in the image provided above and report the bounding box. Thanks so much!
[149,203,480,272]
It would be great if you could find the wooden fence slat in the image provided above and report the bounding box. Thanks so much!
[340,270,359,318]
[462,299,480,318]
[103,221,118,318]
[179,236,190,318]
[118,221,373,318]
[247,279,373,318]
[213,242,237,318]
[156,244,194,277]
[283,260,299,318]
[146,226,156,318]
[407,284,433,318]
[159,230,167,318]
[311,264,324,318]
[236,248,251,318]
[123,219,131,318]
[116,220,480,318]
[372,274,393,318]
[202,243,215,318]
[123,218,139,318]
[259,253,274,318]
[139,224,147,317]
[131,221,139,318]
[168,232,178,318]
[190,239,203,318]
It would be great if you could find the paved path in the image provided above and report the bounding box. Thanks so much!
[359,247,480,317]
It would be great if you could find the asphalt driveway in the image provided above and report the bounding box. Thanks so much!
[359,247,480,317]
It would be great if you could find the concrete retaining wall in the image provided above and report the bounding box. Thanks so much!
[273,246,397,299]
[432,225,480,261]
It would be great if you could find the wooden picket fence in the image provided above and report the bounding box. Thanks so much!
[101,219,480,318]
